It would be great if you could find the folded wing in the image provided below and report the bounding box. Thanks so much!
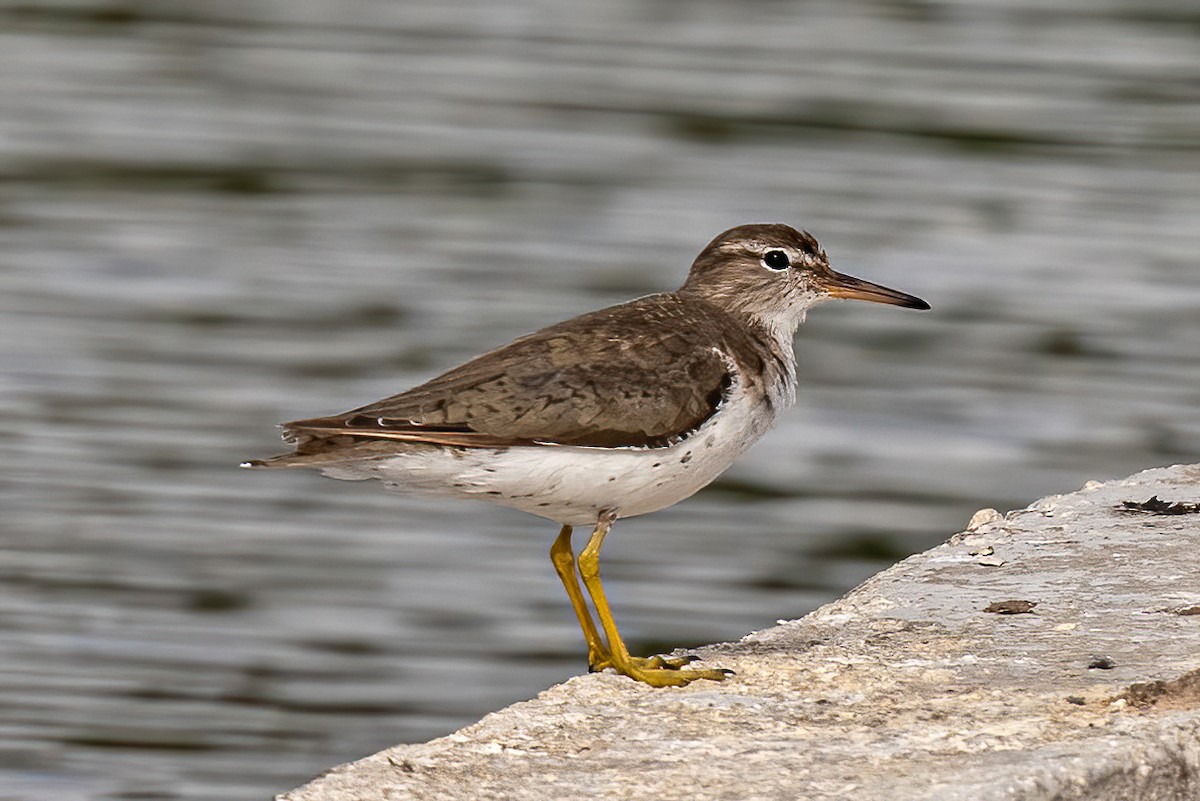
[249,296,739,467]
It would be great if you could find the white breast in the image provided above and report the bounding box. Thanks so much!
[319,348,796,527]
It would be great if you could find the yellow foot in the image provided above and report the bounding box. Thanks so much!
[589,651,694,672]
[634,653,702,670]
[570,515,733,687]
[590,652,732,686]
[587,647,614,673]
[616,661,733,688]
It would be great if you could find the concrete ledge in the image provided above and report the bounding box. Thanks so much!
[280,464,1200,801]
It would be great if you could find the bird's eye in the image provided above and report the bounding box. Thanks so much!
[762,250,791,270]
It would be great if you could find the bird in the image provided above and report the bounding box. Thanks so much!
[243,223,929,687]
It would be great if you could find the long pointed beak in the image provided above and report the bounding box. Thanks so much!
[821,270,930,310]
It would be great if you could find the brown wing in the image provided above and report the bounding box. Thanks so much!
[275,294,738,458]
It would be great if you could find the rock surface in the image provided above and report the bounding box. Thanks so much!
[281,465,1200,801]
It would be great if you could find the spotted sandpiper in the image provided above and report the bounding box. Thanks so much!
[244,224,929,687]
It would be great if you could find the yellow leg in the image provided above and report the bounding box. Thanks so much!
[550,524,612,671]
[576,512,731,687]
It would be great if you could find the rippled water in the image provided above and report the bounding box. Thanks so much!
[1,2,1198,799]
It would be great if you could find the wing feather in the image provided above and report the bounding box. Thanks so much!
[254,294,747,467]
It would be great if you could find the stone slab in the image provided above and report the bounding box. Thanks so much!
[281,464,1200,800]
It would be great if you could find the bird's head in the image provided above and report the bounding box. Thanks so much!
[680,223,929,334]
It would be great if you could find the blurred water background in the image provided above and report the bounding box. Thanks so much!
[0,1,1198,799]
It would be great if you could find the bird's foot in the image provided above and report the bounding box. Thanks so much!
[635,653,702,670]
[589,651,732,687]
[587,646,613,673]
[589,651,697,672]
[617,660,733,687]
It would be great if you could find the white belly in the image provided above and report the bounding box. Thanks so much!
[318,377,787,526]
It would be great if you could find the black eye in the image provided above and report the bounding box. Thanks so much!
[762,250,790,270]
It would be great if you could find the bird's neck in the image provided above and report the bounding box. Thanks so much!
[748,310,800,408]
[701,301,802,414]
[746,306,807,349]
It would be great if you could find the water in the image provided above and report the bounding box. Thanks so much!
[1,2,1198,799]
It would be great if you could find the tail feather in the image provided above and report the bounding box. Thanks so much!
[241,435,415,470]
